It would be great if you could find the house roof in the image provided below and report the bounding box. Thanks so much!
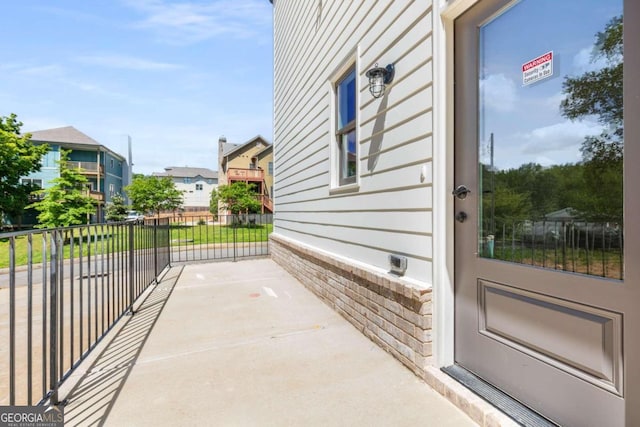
[221,142,242,156]
[29,126,101,146]
[545,207,578,221]
[154,167,218,179]
[222,135,271,159]
[255,144,273,158]
[27,125,127,161]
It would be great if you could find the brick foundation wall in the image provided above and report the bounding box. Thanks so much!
[270,234,433,378]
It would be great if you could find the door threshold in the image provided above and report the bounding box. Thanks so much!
[442,365,558,427]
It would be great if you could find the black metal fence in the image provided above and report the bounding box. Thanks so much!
[481,219,623,280]
[0,219,170,406]
[169,213,272,263]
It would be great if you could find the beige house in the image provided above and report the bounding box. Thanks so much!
[217,135,274,214]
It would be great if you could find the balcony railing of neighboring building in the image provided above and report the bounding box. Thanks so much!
[259,195,274,213]
[227,168,264,181]
[87,190,105,202]
[67,161,104,176]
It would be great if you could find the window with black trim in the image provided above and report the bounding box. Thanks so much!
[21,178,43,188]
[336,67,357,185]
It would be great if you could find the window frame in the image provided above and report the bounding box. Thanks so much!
[330,53,359,192]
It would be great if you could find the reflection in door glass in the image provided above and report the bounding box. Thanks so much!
[478,0,623,279]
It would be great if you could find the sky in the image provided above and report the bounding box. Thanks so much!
[477,0,622,171]
[0,0,274,176]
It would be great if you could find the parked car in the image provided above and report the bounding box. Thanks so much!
[125,211,145,223]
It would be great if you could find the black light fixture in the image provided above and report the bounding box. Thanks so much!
[366,63,395,98]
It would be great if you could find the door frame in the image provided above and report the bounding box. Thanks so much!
[432,0,640,423]
[432,0,481,370]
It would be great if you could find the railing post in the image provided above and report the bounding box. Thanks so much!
[167,218,172,267]
[128,222,135,314]
[233,215,237,262]
[154,218,158,281]
[9,237,16,405]
[49,230,59,405]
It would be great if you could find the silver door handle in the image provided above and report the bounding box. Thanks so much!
[452,185,471,200]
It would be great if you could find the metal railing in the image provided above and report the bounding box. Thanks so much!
[1,219,170,406]
[481,219,623,280]
[66,161,104,175]
[170,213,272,263]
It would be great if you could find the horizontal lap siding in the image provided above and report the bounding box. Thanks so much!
[274,0,434,285]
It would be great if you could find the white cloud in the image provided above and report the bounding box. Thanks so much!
[15,64,65,78]
[518,120,603,155]
[572,46,609,74]
[544,91,566,111]
[76,54,183,71]
[121,0,272,45]
[479,73,517,112]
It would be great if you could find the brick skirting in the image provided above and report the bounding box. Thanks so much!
[269,234,433,378]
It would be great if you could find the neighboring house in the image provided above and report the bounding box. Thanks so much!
[217,135,274,214]
[153,167,218,213]
[22,126,128,224]
[269,1,638,426]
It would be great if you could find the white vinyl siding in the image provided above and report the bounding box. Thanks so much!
[273,1,434,285]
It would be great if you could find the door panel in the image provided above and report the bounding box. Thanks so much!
[454,0,637,425]
[478,280,622,394]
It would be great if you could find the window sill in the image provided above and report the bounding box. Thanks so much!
[329,183,360,195]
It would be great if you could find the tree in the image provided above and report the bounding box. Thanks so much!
[0,113,49,223]
[104,193,128,222]
[210,182,261,217]
[560,15,623,221]
[125,175,183,217]
[29,149,96,228]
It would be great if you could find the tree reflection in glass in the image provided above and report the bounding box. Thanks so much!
[478,4,623,279]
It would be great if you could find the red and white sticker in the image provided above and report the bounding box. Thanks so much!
[522,51,553,86]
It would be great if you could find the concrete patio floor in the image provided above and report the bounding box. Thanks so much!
[57,258,477,426]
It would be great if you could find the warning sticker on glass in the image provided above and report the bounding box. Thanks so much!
[522,51,553,86]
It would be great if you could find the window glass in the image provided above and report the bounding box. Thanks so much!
[336,66,357,185]
[476,0,624,279]
[338,69,356,130]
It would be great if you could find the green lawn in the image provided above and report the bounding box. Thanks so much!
[0,223,272,268]
[484,245,623,280]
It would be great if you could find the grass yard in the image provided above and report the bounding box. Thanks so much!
[484,244,623,280]
[0,222,273,269]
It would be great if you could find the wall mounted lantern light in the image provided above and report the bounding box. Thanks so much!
[366,63,395,98]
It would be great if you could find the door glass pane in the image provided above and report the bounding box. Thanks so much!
[478,0,624,279]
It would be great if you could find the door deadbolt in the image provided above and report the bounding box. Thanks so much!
[456,212,468,223]
[452,185,471,200]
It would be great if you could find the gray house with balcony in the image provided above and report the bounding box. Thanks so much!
[22,126,129,223]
